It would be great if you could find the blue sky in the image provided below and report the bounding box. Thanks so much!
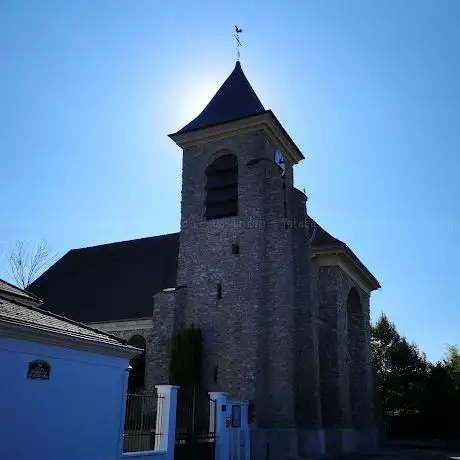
[1,1,459,362]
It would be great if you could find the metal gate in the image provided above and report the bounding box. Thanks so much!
[174,387,215,460]
[226,401,249,460]
[123,392,163,453]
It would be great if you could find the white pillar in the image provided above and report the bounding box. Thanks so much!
[119,366,131,457]
[240,401,250,460]
[209,392,229,460]
[155,385,179,460]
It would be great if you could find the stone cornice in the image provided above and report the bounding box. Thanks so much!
[169,111,304,164]
[0,320,141,359]
[312,251,380,294]
[88,318,153,333]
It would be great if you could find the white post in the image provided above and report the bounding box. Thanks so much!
[118,366,131,457]
[209,392,229,460]
[240,401,250,460]
[154,385,179,460]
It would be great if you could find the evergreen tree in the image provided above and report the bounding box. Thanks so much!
[371,313,429,416]
[168,325,204,433]
[169,324,203,388]
[372,315,460,441]
[444,344,460,386]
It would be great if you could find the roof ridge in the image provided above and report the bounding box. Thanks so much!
[1,295,128,345]
[73,232,180,252]
[309,217,380,289]
[310,217,346,247]
[0,278,42,301]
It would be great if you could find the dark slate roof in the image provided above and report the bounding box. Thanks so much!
[29,233,179,323]
[310,219,381,289]
[0,279,132,348]
[0,279,38,301]
[173,61,266,135]
[311,219,345,250]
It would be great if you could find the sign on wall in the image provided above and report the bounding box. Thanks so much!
[27,360,51,380]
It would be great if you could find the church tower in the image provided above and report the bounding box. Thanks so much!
[152,61,324,458]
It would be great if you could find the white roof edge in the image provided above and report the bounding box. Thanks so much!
[0,319,142,359]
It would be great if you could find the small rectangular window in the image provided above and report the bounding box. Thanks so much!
[232,243,240,254]
[217,283,222,300]
[213,364,218,384]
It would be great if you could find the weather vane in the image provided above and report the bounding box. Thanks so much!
[234,25,243,61]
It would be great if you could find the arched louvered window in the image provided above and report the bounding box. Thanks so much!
[205,153,238,219]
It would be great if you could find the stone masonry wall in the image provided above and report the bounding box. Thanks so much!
[316,265,351,429]
[291,190,322,431]
[315,263,376,432]
[146,287,186,388]
[262,159,296,428]
[90,319,155,391]
[176,130,296,428]
[349,287,375,428]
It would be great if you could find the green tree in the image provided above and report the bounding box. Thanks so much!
[422,361,458,439]
[169,324,203,387]
[371,313,429,416]
[444,344,460,386]
[168,325,204,433]
[372,315,460,441]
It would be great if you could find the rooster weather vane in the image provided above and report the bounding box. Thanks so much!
[234,25,243,61]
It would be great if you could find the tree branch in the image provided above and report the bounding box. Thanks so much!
[8,239,57,289]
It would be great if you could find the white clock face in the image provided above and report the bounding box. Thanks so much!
[274,149,286,175]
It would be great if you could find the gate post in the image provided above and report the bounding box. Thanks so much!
[209,392,229,460]
[155,385,179,460]
[240,401,250,460]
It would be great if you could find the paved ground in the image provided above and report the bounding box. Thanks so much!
[283,446,460,460]
[329,450,460,460]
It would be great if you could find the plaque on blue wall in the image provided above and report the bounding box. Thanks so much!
[27,360,51,380]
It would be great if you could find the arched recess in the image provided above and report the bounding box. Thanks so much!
[346,287,366,428]
[127,335,146,393]
[205,153,238,220]
[318,306,340,429]
[317,266,342,431]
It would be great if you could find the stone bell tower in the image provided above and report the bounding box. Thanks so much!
[151,61,323,458]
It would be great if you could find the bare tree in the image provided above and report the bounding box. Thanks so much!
[8,239,57,289]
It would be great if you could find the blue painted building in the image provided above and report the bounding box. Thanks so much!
[0,279,140,460]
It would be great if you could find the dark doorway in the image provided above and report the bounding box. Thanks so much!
[175,388,215,460]
[127,335,146,393]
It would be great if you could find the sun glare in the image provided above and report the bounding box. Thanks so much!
[183,79,220,119]
[171,70,222,127]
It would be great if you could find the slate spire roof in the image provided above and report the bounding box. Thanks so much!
[173,61,266,135]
